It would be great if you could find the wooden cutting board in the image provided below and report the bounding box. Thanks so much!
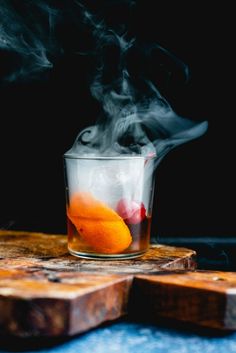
[0,230,236,336]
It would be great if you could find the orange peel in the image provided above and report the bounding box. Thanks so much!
[67,192,132,254]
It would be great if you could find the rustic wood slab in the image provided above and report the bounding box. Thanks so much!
[3,231,236,335]
[130,271,236,330]
[0,231,196,274]
[0,268,132,337]
[0,230,196,337]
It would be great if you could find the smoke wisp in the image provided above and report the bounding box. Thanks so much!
[0,1,208,162]
[66,4,208,162]
[0,0,60,81]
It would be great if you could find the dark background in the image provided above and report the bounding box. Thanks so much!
[0,1,234,242]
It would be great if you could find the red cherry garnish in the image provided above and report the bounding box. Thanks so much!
[116,198,146,225]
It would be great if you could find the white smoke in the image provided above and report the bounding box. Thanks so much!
[66,5,208,161]
[0,0,60,81]
[0,1,208,161]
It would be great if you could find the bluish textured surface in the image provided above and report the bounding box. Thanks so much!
[1,319,236,353]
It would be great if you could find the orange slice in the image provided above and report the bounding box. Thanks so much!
[67,192,132,254]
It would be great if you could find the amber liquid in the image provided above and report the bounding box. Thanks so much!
[67,215,152,257]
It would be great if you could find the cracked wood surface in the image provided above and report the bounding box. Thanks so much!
[4,230,236,336]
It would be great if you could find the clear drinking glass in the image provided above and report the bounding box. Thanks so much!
[63,154,156,259]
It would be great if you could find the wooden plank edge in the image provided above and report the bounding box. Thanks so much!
[129,271,236,331]
[0,275,133,337]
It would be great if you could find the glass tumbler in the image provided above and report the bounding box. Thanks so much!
[63,154,156,259]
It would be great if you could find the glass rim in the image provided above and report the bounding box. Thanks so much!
[63,153,157,161]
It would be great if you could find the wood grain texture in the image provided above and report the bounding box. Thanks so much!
[3,231,236,332]
[0,268,132,337]
[0,230,196,274]
[0,230,196,337]
[130,271,236,330]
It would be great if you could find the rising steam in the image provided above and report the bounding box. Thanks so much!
[0,0,60,81]
[66,5,208,161]
[0,1,208,160]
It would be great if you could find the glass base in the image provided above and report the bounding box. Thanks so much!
[68,248,147,260]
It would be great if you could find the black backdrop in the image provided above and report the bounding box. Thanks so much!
[0,1,234,239]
